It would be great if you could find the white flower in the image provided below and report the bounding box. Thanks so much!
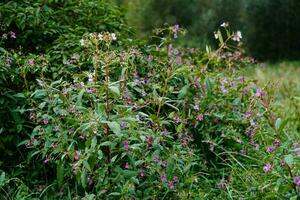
[80,39,85,46]
[232,31,242,42]
[214,31,219,40]
[221,22,229,28]
[111,33,117,41]
[98,33,103,41]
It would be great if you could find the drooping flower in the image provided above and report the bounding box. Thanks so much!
[169,180,175,190]
[193,104,199,110]
[293,177,300,186]
[74,151,79,161]
[123,140,129,151]
[232,31,242,42]
[221,22,229,28]
[9,31,16,39]
[214,31,219,40]
[266,146,275,153]
[263,163,272,173]
[43,118,49,125]
[125,162,129,169]
[196,114,204,121]
[140,169,145,177]
[161,160,167,168]
[273,139,280,147]
[28,59,35,66]
[160,173,167,183]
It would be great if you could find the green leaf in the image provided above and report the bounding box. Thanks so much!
[109,85,120,96]
[205,77,213,98]
[76,89,85,107]
[284,154,294,166]
[0,172,6,187]
[178,85,189,99]
[108,122,122,137]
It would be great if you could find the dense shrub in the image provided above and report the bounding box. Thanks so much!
[1,1,300,199]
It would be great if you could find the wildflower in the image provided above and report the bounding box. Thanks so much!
[174,48,179,55]
[28,59,35,66]
[176,56,182,65]
[5,57,12,67]
[29,112,36,120]
[266,146,275,153]
[120,121,128,128]
[273,139,280,147]
[255,88,264,97]
[80,39,85,46]
[123,140,129,151]
[169,181,175,190]
[190,48,195,54]
[140,169,145,177]
[161,173,167,182]
[214,31,219,40]
[2,33,8,40]
[74,151,79,161]
[125,162,129,169]
[98,33,103,41]
[43,118,49,125]
[162,160,167,168]
[196,114,204,121]
[193,104,199,110]
[173,176,179,182]
[154,155,160,163]
[162,128,168,136]
[245,112,252,119]
[263,163,272,173]
[221,22,229,28]
[54,125,60,132]
[111,33,117,41]
[293,177,300,186]
[232,31,242,42]
[87,177,93,185]
[44,157,50,164]
[9,31,16,39]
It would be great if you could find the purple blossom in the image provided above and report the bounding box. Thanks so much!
[43,118,49,125]
[245,112,252,119]
[193,104,199,110]
[120,121,128,128]
[161,160,167,168]
[176,56,182,65]
[74,151,79,161]
[154,155,160,163]
[43,158,50,164]
[255,88,264,97]
[28,59,34,66]
[160,173,167,183]
[266,146,275,153]
[169,181,175,190]
[293,177,300,186]
[125,162,129,169]
[29,112,36,120]
[174,48,179,55]
[196,114,204,121]
[9,31,16,39]
[123,140,129,151]
[162,128,168,136]
[263,163,272,173]
[140,169,145,177]
[273,139,280,147]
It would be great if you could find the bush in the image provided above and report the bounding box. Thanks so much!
[1,1,299,199]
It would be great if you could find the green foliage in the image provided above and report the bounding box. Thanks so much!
[0,1,299,199]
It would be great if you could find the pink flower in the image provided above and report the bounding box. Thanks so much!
[161,160,167,168]
[43,158,50,164]
[28,59,34,66]
[125,162,129,169]
[123,140,129,151]
[263,163,272,173]
[266,146,275,153]
[293,177,300,186]
[74,151,79,161]
[196,114,204,121]
[160,173,167,182]
[140,169,145,177]
[43,118,49,125]
[169,180,175,190]
[154,155,160,163]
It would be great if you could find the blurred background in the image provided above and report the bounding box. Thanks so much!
[117,0,300,61]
